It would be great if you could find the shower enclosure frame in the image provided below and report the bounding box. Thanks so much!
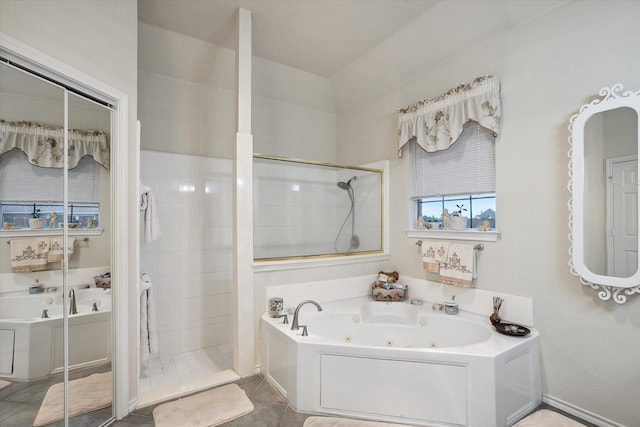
[252,153,386,262]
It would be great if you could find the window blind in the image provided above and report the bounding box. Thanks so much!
[410,122,495,199]
[0,149,100,202]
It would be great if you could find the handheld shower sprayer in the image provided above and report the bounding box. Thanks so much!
[335,175,360,253]
[337,176,356,190]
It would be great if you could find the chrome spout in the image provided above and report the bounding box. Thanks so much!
[69,289,78,315]
[291,300,323,331]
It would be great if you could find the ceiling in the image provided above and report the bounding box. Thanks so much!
[138,0,439,77]
[138,0,571,110]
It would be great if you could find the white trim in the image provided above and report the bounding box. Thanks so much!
[234,8,254,377]
[406,229,500,242]
[0,228,104,238]
[1,32,130,419]
[543,394,625,427]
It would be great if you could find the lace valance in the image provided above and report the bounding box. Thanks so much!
[397,75,501,157]
[0,120,110,170]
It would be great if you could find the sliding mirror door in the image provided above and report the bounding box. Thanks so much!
[0,61,114,425]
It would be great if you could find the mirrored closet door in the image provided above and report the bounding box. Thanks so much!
[0,60,114,426]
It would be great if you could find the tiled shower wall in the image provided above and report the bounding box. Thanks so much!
[140,150,233,358]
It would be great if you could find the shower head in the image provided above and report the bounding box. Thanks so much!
[337,176,357,190]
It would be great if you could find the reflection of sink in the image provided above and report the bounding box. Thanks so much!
[360,302,419,325]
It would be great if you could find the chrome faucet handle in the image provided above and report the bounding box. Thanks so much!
[297,325,308,336]
[272,313,288,324]
[41,309,49,319]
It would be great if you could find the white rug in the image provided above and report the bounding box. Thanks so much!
[303,417,417,427]
[153,383,254,427]
[0,380,10,390]
[34,372,112,426]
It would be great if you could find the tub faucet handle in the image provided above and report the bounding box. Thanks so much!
[277,314,288,324]
[92,302,99,312]
[297,325,308,337]
[41,309,49,319]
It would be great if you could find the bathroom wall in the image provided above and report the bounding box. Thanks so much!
[140,150,233,358]
[1,0,139,405]
[138,22,336,161]
[335,1,640,426]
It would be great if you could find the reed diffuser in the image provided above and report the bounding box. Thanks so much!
[490,296,503,325]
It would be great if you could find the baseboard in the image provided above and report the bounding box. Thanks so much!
[543,394,625,427]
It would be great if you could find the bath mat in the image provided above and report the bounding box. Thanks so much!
[0,380,10,390]
[152,383,254,427]
[33,372,112,426]
[512,409,587,426]
[303,417,417,427]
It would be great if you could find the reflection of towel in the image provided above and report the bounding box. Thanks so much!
[422,241,449,273]
[47,237,75,262]
[440,243,476,288]
[10,239,47,272]
[140,273,159,361]
[141,190,161,243]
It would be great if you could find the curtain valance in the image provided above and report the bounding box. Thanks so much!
[397,75,501,157]
[0,120,110,170]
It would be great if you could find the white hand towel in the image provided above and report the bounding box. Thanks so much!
[10,238,47,272]
[140,273,159,361]
[141,190,161,243]
[440,243,475,288]
[47,237,75,262]
[422,241,449,273]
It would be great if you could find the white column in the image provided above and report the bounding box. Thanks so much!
[233,7,255,377]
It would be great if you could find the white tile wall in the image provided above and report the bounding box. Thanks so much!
[140,150,234,359]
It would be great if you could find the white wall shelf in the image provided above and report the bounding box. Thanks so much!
[406,229,500,242]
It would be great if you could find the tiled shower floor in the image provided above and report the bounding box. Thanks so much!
[138,345,233,407]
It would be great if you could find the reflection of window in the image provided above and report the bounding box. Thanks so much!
[1,202,100,229]
[410,122,496,229]
[0,149,102,228]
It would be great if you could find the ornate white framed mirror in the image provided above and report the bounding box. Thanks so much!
[569,84,640,303]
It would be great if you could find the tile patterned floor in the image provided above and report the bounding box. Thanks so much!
[0,364,113,427]
[1,369,600,427]
[113,375,312,427]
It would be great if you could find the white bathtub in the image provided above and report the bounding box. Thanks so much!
[262,297,542,427]
[0,287,112,381]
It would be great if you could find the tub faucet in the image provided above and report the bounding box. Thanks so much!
[69,289,77,315]
[291,300,323,331]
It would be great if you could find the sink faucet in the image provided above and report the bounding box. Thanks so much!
[291,300,323,331]
[69,289,77,315]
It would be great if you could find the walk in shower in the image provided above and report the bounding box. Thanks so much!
[253,155,384,260]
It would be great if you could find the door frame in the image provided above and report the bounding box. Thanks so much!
[605,154,638,276]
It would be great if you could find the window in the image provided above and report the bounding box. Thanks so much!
[417,194,495,229]
[411,122,496,229]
